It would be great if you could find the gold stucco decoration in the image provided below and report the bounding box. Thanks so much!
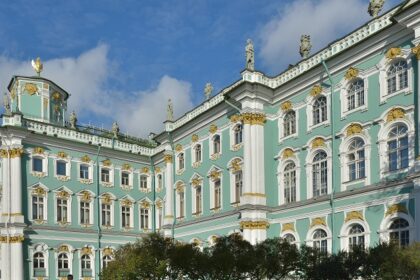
[24,83,38,95]
[412,44,420,60]
[10,87,16,100]
[344,211,364,223]
[140,200,150,209]
[282,223,295,232]
[311,137,325,149]
[230,114,243,123]
[385,47,402,60]
[280,101,292,112]
[209,170,221,180]
[52,92,61,101]
[163,154,173,163]
[385,204,408,216]
[191,177,202,187]
[310,85,322,97]
[81,246,93,255]
[0,235,25,243]
[101,194,112,205]
[103,247,114,256]
[241,112,266,125]
[345,67,359,80]
[175,182,185,193]
[155,200,163,208]
[122,163,131,171]
[191,134,199,142]
[386,108,405,122]
[346,123,363,136]
[0,148,25,158]
[310,217,326,228]
[57,151,67,158]
[240,220,270,230]
[57,190,70,199]
[282,148,295,159]
[102,159,112,167]
[58,245,69,252]
[230,158,242,172]
[175,144,183,152]
[141,167,149,174]
[32,187,46,196]
[209,124,218,134]
[80,191,92,202]
[155,167,161,173]
[81,155,91,163]
[121,199,133,207]
[242,192,266,198]
[34,147,44,154]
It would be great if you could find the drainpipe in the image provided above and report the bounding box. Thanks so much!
[322,60,336,253]
[95,144,102,279]
[167,132,176,239]
[149,156,156,233]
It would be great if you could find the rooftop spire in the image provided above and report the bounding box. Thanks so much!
[31,57,43,77]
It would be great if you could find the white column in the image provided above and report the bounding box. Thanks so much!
[163,154,174,229]
[0,242,10,280]
[10,147,23,218]
[413,178,420,242]
[1,149,11,220]
[242,121,252,204]
[10,239,23,280]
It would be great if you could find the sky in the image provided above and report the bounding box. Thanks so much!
[0,0,402,137]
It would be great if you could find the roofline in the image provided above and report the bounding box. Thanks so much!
[7,75,70,100]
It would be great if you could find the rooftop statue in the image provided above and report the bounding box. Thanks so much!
[368,0,385,17]
[69,111,77,129]
[299,35,312,59]
[167,98,174,121]
[31,57,43,77]
[112,121,120,138]
[204,83,213,100]
[3,92,10,115]
[245,39,255,71]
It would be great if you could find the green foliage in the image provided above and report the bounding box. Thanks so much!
[101,234,420,280]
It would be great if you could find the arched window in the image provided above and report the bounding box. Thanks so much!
[348,138,365,181]
[313,96,327,125]
[283,162,296,203]
[195,185,202,214]
[387,60,408,95]
[348,224,365,250]
[388,124,409,171]
[312,229,328,253]
[178,153,185,170]
[102,255,112,269]
[284,111,296,137]
[283,233,296,243]
[347,79,364,111]
[233,124,243,145]
[57,253,69,277]
[213,135,221,154]
[389,218,409,247]
[194,145,202,163]
[33,252,45,276]
[312,151,328,197]
[81,255,92,277]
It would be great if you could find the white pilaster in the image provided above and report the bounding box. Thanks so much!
[163,153,174,231]
[242,122,252,201]
[11,241,23,280]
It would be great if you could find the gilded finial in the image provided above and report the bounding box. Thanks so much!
[31,57,43,77]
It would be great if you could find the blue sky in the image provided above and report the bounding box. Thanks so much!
[0,0,401,136]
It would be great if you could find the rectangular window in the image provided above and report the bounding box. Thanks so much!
[32,196,44,220]
[140,208,149,229]
[80,202,90,224]
[57,198,68,223]
[101,204,111,226]
[214,180,221,209]
[234,171,243,203]
[80,165,89,179]
[195,186,202,214]
[178,192,185,218]
[121,172,129,186]
[101,168,110,183]
[121,206,131,228]
[140,175,148,189]
[56,161,67,176]
[33,157,43,172]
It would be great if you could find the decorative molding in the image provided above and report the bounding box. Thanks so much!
[411,44,420,60]
[309,84,322,97]
[0,235,25,243]
[311,137,325,149]
[57,190,70,199]
[385,47,402,60]
[191,134,199,142]
[33,147,44,154]
[344,211,364,223]
[385,204,408,216]
[230,158,242,172]
[24,83,38,95]
[310,217,326,228]
[209,124,218,134]
[242,192,266,198]
[280,101,292,112]
[230,114,242,123]
[346,123,363,136]
[155,166,161,173]
[386,108,405,122]
[57,245,69,252]
[209,170,221,180]
[241,113,266,126]
[81,155,91,163]
[80,191,92,202]
[81,246,93,256]
[102,159,112,167]
[121,199,133,207]
[32,187,46,196]
[192,161,201,168]
[175,144,183,152]
[240,220,270,230]
[282,148,295,159]
[163,154,173,164]
[102,247,114,256]
[282,222,295,232]
[141,167,149,174]
[344,67,359,80]
[122,163,131,171]
[175,182,185,193]
[210,153,221,161]
[57,151,67,158]
[191,177,202,187]
[101,194,112,205]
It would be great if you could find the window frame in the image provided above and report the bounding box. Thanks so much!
[54,188,72,225]
[29,184,48,223]
[339,77,368,118]
[305,143,332,199]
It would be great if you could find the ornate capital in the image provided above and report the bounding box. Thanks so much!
[344,211,364,223]
[240,220,270,230]
[0,235,24,243]
[346,123,363,136]
[282,148,294,159]
[1,148,25,158]
[230,114,243,123]
[345,67,359,80]
[385,204,408,216]
[280,101,292,112]
[311,137,325,149]
[282,222,295,232]
[310,217,326,228]
[412,44,420,60]
[163,154,173,164]
[386,108,405,122]
[241,112,266,126]
[385,47,402,60]
[310,85,322,97]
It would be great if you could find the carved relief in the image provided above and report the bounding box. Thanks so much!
[311,137,325,149]
[346,123,363,136]
[310,217,326,228]
[230,158,242,172]
[385,47,402,60]
[240,220,270,230]
[385,204,408,216]
[344,211,364,223]
[345,67,359,80]
[310,85,322,97]
[280,101,292,112]
[163,154,173,163]
[386,108,405,122]
[282,223,295,232]
[282,148,295,159]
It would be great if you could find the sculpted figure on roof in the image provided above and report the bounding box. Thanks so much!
[69,111,77,129]
[112,121,119,138]
[368,0,385,17]
[204,83,213,100]
[167,98,174,121]
[299,35,312,59]
[245,39,255,71]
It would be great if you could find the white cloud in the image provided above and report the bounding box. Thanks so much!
[0,45,194,137]
[259,0,389,72]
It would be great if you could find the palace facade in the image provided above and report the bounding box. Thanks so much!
[1,1,420,279]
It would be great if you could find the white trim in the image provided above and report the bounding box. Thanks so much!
[305,139,332,199]
[99,192,116,228]
[77,190,95,227]
[100,165,114,187]
[306,224,332,253]
[139,198,152,230]
[28,183,49,223]
[306,89,330,132]
[277,149,301,205]
[278,108,298,142]
[379,210,415,244]
[53,186,73,225]
[119,196,135,230]
[209,133,222,160]
[29,243,49,279]
[339,76,369,119]
[339,216,371,251]
[228,157,243,204]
